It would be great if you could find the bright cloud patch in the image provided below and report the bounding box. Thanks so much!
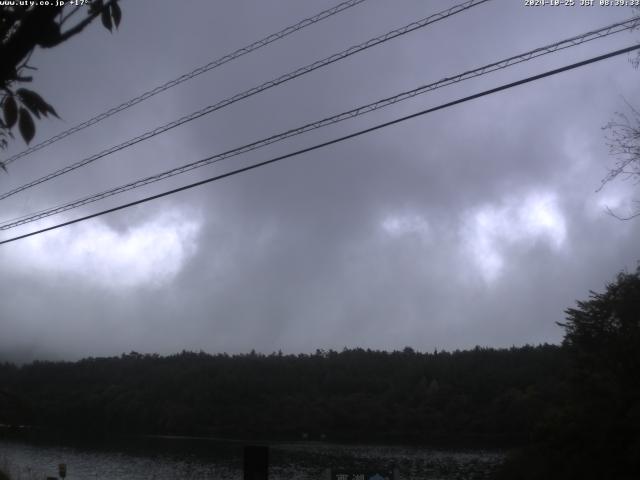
[590,183,640,220]
[6,209,201,288]
[462,192,567,282]
[381,214,429,239]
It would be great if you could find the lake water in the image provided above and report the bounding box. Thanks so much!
[0,434,505,479]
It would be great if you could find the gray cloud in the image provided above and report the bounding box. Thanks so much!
[1,0,640,362]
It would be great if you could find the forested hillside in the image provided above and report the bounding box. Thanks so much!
[0,345,567,444]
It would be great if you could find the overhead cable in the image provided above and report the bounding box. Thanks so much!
[1,44,638,246]
[0,0,492,201]
[2,17,637,229]
[1,0,370,167]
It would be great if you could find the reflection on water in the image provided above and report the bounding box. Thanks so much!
[0,435,504,479]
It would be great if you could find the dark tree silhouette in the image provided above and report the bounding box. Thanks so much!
[557,266,640,478]
[0,0,122,170]
[498,266,640,480]
[0,345,567,446]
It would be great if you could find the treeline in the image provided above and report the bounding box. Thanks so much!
[497,268,640,480]
[0,345,568,444]
[2,268,637,479]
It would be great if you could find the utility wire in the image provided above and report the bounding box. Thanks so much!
[1,17,637,230]
[1,44,638,246]
[0,0,491,201]
[1,0,369,167]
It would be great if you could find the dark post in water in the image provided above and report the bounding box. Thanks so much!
[244,445,269,480]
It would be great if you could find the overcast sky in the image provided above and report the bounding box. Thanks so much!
[1,0,639,362]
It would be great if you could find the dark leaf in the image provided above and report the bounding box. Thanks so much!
[3,95,17,128]
[16,88,59,119]
[101,8,112,31]
[18,107,35,144]
[111,1,121,28]
[89,0,104,15]
[17,89,41,118]
[0,161,6,173]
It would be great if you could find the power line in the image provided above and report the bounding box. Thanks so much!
[1,44,637,247]
[0,0,491,201]
[2,17,637,230]
[1,0,369,167]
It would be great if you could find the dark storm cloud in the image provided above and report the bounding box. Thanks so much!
[1,0,640,362]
